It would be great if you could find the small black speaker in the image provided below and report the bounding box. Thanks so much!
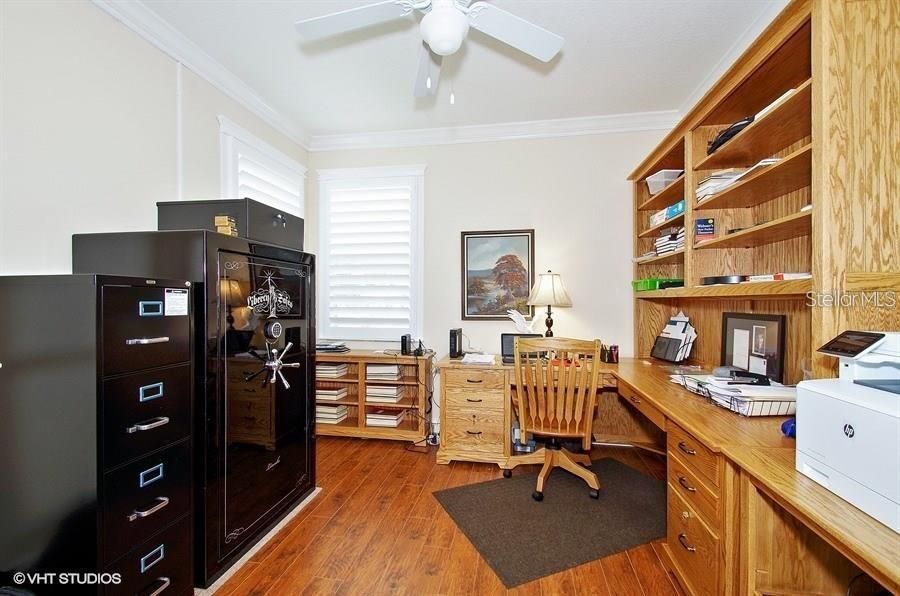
[449,328,463,358]
[400,333,412,355]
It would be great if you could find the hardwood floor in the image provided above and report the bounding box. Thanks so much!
[217,437,683,596]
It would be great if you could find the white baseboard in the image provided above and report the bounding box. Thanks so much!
[194,487,323,595]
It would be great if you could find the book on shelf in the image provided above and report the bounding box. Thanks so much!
[747,272,812,282]
[654,226,685,255]
[316,387,349,401]
[695,218,716,241]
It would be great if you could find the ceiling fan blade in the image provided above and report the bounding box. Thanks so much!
[413,42,442,97]
[295,0,419,41]
[466,2,564,62]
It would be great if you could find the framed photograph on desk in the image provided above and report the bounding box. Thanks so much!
[722,312,786,382]
[460,229,534,320]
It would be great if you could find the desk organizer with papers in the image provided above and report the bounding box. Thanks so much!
[670,373,797,416]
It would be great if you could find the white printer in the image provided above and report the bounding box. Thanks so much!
[796,330,900,533]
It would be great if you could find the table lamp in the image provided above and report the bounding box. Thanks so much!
[527,270,572,337]
[220,279,245,331]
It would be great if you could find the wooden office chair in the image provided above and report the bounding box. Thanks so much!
[505,337,602,501]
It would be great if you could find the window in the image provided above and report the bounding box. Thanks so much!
[318,166,426,342]
[219,116,306,217]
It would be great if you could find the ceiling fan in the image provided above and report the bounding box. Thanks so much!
[295,0,565,97]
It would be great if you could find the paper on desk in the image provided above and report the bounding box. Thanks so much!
[461,353,495,365]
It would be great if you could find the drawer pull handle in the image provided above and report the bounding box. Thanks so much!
[146,577,171,596]
[140,544,165,573]
[629,395,641,404]
[677,533,697,552]
[139,382,164,402]
[677,475,697,493]
[126,336,170,346]
[677,441,696,456]
[466,398,483,403]
[127,416,170,434]
[466,379,483,384]
[127,497,170,522]
[465,430,483,436]
[139,463,165,488]
[138,301,164,317]
[266,456,281,472]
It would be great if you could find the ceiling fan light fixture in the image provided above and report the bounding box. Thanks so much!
[419,1,469,56]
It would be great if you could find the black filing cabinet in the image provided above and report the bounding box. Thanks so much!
[0,275,194,595]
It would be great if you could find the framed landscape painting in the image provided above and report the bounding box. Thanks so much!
[461,229,534,320]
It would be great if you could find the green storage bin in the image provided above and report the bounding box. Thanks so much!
[631,278,684,292]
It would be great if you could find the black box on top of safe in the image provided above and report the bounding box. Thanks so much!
[157,198,304,251]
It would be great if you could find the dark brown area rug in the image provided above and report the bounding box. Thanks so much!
[433,458,665,587]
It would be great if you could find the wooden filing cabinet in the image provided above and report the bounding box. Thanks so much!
[437,364,511,465]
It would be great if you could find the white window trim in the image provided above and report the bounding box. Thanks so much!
[218,115,307,216]
[318,164,426,342]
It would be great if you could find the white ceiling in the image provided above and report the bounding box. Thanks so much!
[140,0,788,140]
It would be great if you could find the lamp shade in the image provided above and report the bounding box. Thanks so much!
[221,279,245,307]
[527,270,572,307]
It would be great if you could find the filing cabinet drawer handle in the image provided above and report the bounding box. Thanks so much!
[677,441,696,456]
[466,398,483,403]
[139,382,165,402]
[629,395,641,405]
[677,533,697,552]
[465,430,483,436]
[140,544,165,573]
[139,463,165,488]
[127,497,170,522]
[677,475,697,493]
[146,577,171,596]
[126,336,170,346]
[466,379,483,384]
[266,456,281,472]
[127,417,170,434]
[138,301,164,317]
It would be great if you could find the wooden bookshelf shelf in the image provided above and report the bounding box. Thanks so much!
[695,144,811,211]
[365,376,419,386]
[694,211,811,249]
[317,416,358,430]
[316,396,358,407]
[694,79,812,171]
[635,249,685,266]
[638,174,685,211]
[638,213,685,238]
[315,375,357,384]
[363,397,417,410]
[634,279,812,300]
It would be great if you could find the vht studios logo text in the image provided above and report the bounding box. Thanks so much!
[11,571,122,586]
[806,290,897,309]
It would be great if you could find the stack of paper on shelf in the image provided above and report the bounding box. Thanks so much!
[367,364,401,381]
[316,341,350,353]
[316,404,349,425]
[747,272,812,282]
[695,168,747,201]
[317,387,349,401]
[316,363,349,379]
[366,385,402,404]
[655,226,685,256]
[366,408,407,428]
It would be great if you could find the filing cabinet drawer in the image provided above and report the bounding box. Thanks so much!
[102,441,191,559]
[102,364,191,468]
[443,408,505,454]
[102,285,191,376]
[106,515,192,596]
[667,483,720,596]
[444,388,505,412]
[668,452,720,527]
[618,380,665,430]
[444,368,507,390]
[667,421,720,488]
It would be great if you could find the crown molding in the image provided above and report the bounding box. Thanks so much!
[91,0,311,149]
[308,110,680,152]
[678,0,790,114]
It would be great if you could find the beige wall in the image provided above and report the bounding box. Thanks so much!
[0,0,308,275]
[310,130,666,361]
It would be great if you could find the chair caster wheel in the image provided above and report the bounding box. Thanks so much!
[502,469,512,478]
[589,489,600,499]
[532,491,544,502]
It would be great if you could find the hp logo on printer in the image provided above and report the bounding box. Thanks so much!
[843,424,855,438]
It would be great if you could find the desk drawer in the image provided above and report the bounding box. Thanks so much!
[667,421,720,488]
[618,381,665,430]
[444,388,505,412]
[443,408,504,454]
[667,483,719,596]
[444,369,507,390]
[668,452,720,527]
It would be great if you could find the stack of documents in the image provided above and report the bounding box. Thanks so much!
[670,374,797,417]
[316,404,349,425]
[696,158,779,202]
[317,387,349,401]
[367,364,401,381]
[366,409,407,428]
[316,363,349,379]
[655,226,685,256]
[366,385,402,404]
[461,353,496,365]
[317,341,350,353]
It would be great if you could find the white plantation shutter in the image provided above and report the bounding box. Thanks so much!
[219,116,306,217]
[319,166,425,341]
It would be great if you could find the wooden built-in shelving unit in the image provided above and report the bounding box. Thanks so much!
[314,350,433,443]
